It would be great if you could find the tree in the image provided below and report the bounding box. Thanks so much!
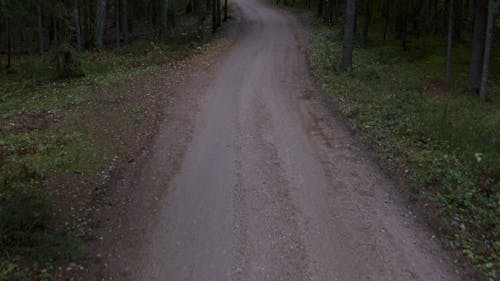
[211,0,216,33]
[362,0,371,42]
[96,0,107,48]
[469,0,488,92]
[0,0,223,61]
[161,0,169,39]
[120,0,128,44]
[446,0,453,85]
[326,0,336,25]
[1,0,29,69]
[382,0,389,40]
[37,4,44,54]
[318,0,323,17]
[6,17,12,69]
[400,0,409,50]
[194,0,204,37]
[479,0,497,101]
[453,0,464,40]
[73,0,82,51]
[216,0,221,27]
[115,0,120,48]
[224,0,228,21]
[341,0,356,71]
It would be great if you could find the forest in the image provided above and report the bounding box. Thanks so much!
[0,0,499,280]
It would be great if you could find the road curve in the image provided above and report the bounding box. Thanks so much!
[115,0,468,280]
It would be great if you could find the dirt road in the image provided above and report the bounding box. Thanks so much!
[99,0,470,280]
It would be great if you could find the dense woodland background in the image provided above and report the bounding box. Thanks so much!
[305,0,499,100]
[0,0,497,99]
[0,0,227,64]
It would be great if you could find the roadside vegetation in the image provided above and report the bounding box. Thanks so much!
[274,0,499,278]
[0,0,230,279]
[0,42,185,280]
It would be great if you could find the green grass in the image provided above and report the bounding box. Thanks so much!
[279,4,500,279]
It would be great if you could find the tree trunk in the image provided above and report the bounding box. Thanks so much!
[469,0,488,92]
[216,0,221,27]
[152,0,161,27]
[195,0,204,37]
[73,0,82,51]
[6,18,12,69]
[412,0,424,38]
[53,15,59,43]
[353,4,357,35]
[433,0,439,34]
[96,0,107,48]
[211,0,217,33]
[401,1,409,50]
[224,0,228,21]
[161,0,169,39]
[362,0,370,42]
[341,0,356,71]
[383,0,389,40]
[83,0,92,48]
[446,0,453,85]
[170,4,176,29]
[479,0,496,102]
[453,0,463,40]
[116,0,120,48]
[328,0,334,24]
[121,0,128,43]
[317,0,323,17]
[37,5,44,54]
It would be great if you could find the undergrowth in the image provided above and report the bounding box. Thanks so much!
[0,26,207,279]
[303,13,499,278]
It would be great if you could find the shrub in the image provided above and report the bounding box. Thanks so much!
[52,44,85,79]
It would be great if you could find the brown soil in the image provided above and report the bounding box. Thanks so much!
[420,79,452,95]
